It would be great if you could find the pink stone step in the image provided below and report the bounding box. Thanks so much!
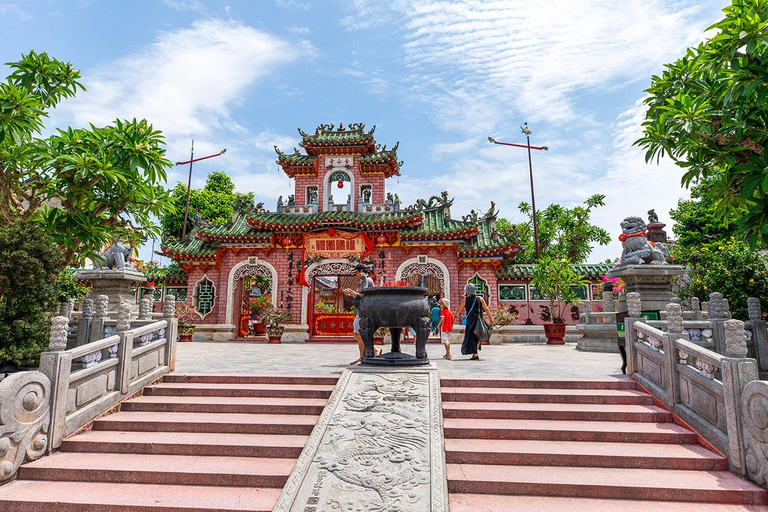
[446,464,768,504]
[164,373,339,385]
[93,411,319,435]
[443,401,672,422]
[62,430,309,458]
[442,387,654,405]
[19,452,294,488]
[441,377,637,390]
[443,418,696,443]
[144,382,335,398]
[445,438,727,470]
[0,480,281,511]
[122,395,328,415]
[449,493,768,512]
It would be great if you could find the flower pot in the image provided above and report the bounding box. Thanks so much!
[178,331,193,342]
[252,322,267,336]
[268,335,282,344]
[544,323,566,345]
[373,337,384,345]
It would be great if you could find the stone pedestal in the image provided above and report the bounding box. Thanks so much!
[575,324,619,353]
[281,324,310,343]
[75,269,146,313]
[607,264,686,314]
[647,222,668,243]
[192,323,236,341]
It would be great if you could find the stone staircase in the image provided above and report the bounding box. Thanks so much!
[0,374,337,512]
[442,377,768,511]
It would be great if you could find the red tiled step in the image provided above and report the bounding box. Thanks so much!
[122,395,327,415]
[93,411,319,435]
[442,387,653,405]
[19,452,294,488]
[164,373,339,385]
[61,430,309,458]
[144,382,335,398]
[446,464,768,504]
[440,377,637,390]
[442,401,672,422]
[443,418,696,443]
[449,493,768,512]
[0,480,281,512]
[445,438,727,470]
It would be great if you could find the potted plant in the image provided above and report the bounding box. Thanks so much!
[373,326,388,345]
[530,256,587,345]
[176,303,196,342]
[249,294,272,336]
[265,307,291,343]
[489,306,519,344]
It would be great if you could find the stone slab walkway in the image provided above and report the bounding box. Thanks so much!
[175,342,623,379]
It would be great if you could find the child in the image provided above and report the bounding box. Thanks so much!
[436,298,453,360]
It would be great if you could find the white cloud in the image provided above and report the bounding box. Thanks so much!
[286,25,311,35]
[0,3,32,20]
[161,0,207,14]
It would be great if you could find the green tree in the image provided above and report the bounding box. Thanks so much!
[497,194,610,263]
[669,176,734,265]
[161,171,255,241]
[0,220,65,367]
[0,51,173,266]
[636,0,768,247]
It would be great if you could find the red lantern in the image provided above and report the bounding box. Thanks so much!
[337,180,344,188]
[281,237,292,247]
[376,234,387,246]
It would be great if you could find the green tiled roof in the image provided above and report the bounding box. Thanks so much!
[162,238,217,259]
[403,209,476,239]
[497,262,613,279]
[197,215,271,240]
[299,123,375,145]
[274,149,317,165]
[359,144,399,163]
[248,211,422,230]
[143,266,188,284]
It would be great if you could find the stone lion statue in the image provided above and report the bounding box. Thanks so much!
[618,216,668,265]
[94,242,133,270]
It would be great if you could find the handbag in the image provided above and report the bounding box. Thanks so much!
[474,316,491,342]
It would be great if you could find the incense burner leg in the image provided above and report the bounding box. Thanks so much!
[389,327,402,353]
[359,317,376,358]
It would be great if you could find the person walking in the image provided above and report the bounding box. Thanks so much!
[344,264,379,364]
[436,298,453,359]
[454,284,493,360]
[431,300,441,336]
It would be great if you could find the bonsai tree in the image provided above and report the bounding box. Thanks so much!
[529,256,588,323]
[175,303,196,335]
[264,306,291,337]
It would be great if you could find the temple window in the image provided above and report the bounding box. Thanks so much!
[467,273,489,298]
[307,186,318,204]
[192,276,216,320]
[360,185,372,204]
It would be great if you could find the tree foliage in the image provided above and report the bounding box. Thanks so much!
[161,171,254,241]
[636,0,768,247]
[0,51,173,266]
[0,220,65,366]
[529,256,588,323]
[497,194,610,263]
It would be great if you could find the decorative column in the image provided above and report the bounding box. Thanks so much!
[709,292,732,355]
[39,316,73,451]
[138,298,152,320]
[624,292,642,375]
[163,294,179,371]
[88,295,109,344]
[660,303,686,409]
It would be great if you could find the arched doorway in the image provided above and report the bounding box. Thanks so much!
[395,257,451,304]
[304,260,358,340]
[226,259,277,338]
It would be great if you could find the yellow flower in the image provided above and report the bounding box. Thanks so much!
[750,279,755,283]
[763,312,767,318]
[731,236,735,241]
[718,246,724,250]
[704,286,708,290]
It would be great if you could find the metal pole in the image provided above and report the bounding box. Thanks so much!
[526,134,540,260]
[181,140,194,240]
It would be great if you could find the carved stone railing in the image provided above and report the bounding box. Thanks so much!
[278,203,317,215]
[358,202,398,214]
[0,295,178,482]
[626,293,761,483]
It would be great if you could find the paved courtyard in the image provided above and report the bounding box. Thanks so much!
[175,341,625,379]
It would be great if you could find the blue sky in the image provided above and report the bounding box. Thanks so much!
[0,0,728,263]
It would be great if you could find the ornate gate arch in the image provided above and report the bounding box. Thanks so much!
[395,257,451,303]
[225,259,278,328]
[300,259,358,324]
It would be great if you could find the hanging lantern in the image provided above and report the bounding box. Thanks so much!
[337,180,344,189]
[281,236,292,247]
[376,234,387,246]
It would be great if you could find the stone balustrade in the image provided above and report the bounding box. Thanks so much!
[627,294,764,484]
[0,295,178,482]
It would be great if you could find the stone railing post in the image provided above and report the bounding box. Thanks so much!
[690,296,702,320]
[708,292,731,355]
[58,301,72,320]
[602,285,615,314]
[138,297,152,320]
[39,316,72,451]
[114,302,135,395]
[747,297,768,373]
[88,295,109,344]
[75,297,93,349]
[625,292,642,376]
[720,319,758,476]
[661,303,687,409]
[163,294,178,371]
